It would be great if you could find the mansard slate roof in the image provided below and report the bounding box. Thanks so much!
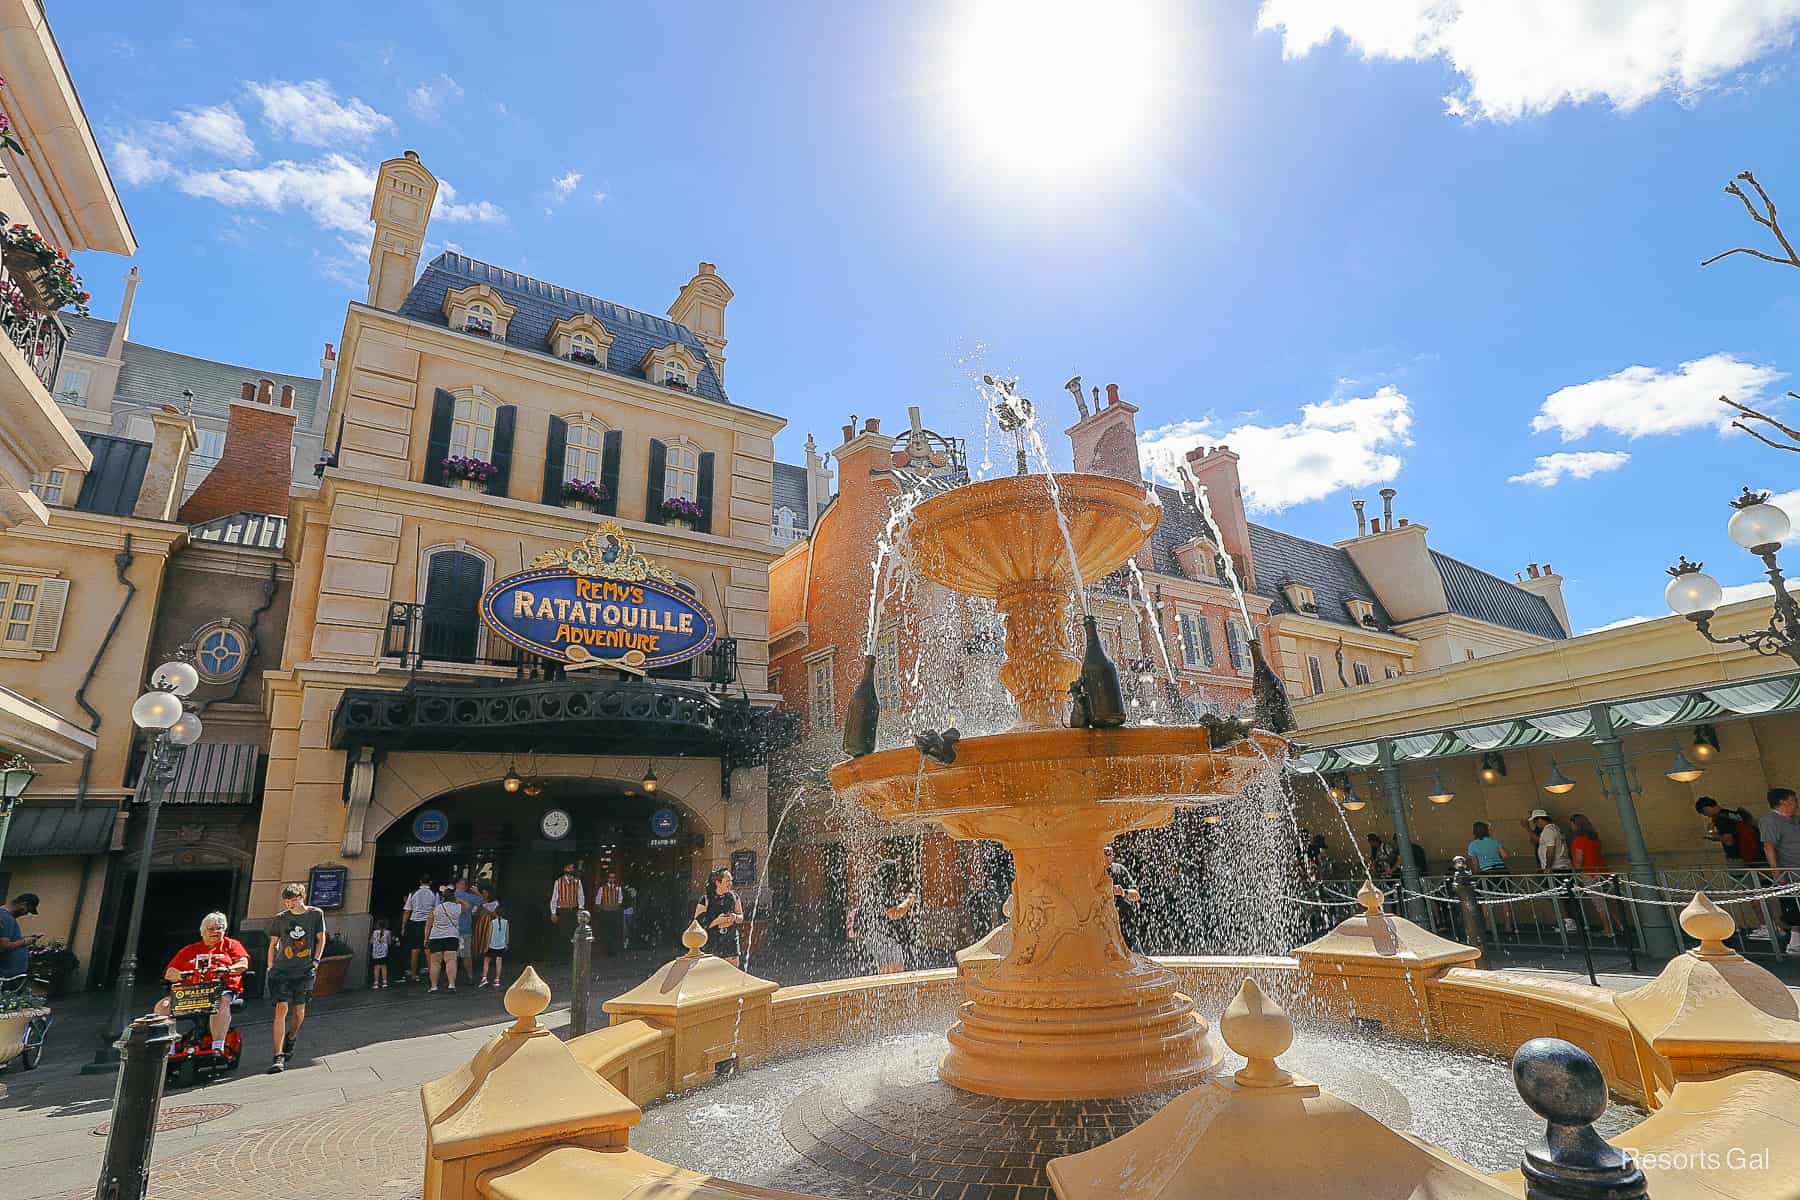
[62,315,323,426]
[772,461,814,533]
[1432,551,1565,640]
[397,252,728,404]
[1247,522,1395,632]
[72,431,149,515]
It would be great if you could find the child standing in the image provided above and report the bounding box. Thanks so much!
[480,904,509,988]
[370,917,392,989]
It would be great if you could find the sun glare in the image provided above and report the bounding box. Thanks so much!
[944,0,1166,172]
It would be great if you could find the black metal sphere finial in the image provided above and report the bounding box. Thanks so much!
[1511,1038,1647,1200]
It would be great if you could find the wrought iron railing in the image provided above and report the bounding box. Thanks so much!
[0,290,66,394]
[382,600,738,686]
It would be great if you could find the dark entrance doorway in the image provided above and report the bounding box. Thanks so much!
[136,868,238,984]
[372,775,703,966]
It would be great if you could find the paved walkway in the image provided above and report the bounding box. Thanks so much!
[3,943,1790,1200]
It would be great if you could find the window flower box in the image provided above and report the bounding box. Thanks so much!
[664,376,689,391]
[562,479,610,512]
[443,456,496,490]
[2,223,88,316]
[660,496,704,529]
[463,317,494,338]
[568,348,599,365]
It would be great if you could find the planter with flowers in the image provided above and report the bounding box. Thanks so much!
[312,934,355,999]
[568,347,599,365]
[443,456,496,492]
[563,479,609,512]
[0,991,50,1070]
[2,223,89,317]
[660,496,704,530]
[27,939,78,998]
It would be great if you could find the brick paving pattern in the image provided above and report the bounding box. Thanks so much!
[781,1079,1175,1200]
[90,1103,239,1137]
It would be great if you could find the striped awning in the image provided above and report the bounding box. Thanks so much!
[154,742,260,805]
[4,803,118,856]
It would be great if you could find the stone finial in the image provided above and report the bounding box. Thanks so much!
[1221,977,1294,1088]
[1512,1038,1647,1199]
[1357,878,1386,917]
[681,920,708,957]
[505,967,552,1035]
[1681,891,1737,958]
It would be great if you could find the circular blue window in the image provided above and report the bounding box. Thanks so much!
[194,622,248,684]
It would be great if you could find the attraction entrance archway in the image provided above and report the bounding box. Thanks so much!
[371,776,705,965]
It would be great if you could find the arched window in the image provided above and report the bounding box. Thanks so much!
[569,331,600,364]
[464,302,496,337]
[450,395,497,461]
[563,420,606,484]
[663,358,688,387]
[773,506,798,546]
[421,549,487,662]
[664,441,699,501]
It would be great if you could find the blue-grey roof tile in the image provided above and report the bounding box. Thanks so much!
[1433,551,1565,640]
[73,432,149,516]
[1247,523,1394,631]
[772,462,811,531]
[397,253,729,404]
[60,314,323,427]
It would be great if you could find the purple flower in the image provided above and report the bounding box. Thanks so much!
[442,455,497,483]
[660,496,705,523]
[562,479,610,504]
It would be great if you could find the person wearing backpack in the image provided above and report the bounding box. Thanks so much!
[479,903,510,988]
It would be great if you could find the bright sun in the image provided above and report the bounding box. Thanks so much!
[944,0,1167,172]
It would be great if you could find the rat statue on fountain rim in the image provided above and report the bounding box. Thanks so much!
[830,459,1288,1101]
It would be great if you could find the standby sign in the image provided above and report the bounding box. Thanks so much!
[479,568,716,669]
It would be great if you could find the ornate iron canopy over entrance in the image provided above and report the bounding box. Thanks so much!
[330,677,796,767]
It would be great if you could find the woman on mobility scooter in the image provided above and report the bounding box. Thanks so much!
[155,911,250,1085]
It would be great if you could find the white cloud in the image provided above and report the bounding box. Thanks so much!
[1256,1,1800,121]
[407,74,464,122]
[550,170,581,202]
[1139,385,1413,512]
[592,190,608,205]
[434,179,506,225]
[1529,354,1785,442]
[175,103,255,161]
[1506,450,1631,487]
[247,80,393,146]
[110,137,173,186]
[178,153,376,233]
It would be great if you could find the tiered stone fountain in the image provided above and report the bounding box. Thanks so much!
[830,472,1283,1099]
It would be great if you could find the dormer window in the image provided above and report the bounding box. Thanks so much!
[547,312,614,366]
[1172,537,1219,581]
[1280,582,1318,615]
[1344,598,1377,628]
[773,506,799,546]
[569,332,599,365]
[640,342,706,393]
[464,303,495,337]
[443,283,518,342]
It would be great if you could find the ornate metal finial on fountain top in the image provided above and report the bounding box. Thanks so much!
[1064,374,1090,420]
[504,967,553,1036]
[681,920,709,959]
[982,373,1034,475]
[1680,891,1739,958]
[1220,977,1298,1089]
[1512,1037,1648,1200]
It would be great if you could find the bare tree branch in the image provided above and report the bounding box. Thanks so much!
[1704,170,1800,268]
[1719,394,1800,443]
[1731,420,1800,453]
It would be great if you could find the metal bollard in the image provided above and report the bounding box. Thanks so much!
[1512,1037,1648,1199]
[1565,875,1599,988]
[1452,856,1487,966]
[94,1013,176,1200]
[568,908,593,1038]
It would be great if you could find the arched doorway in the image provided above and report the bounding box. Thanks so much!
[370,775,706,965]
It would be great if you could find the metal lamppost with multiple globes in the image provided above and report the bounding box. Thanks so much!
[85,659,202,1071]
[1666,489,1800,666]
[0,753,38,867]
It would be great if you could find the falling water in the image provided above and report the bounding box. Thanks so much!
[980,375,1090,614]
[1182,470,1255,634]
[1125,556,1178,687]
[862,486,926,656]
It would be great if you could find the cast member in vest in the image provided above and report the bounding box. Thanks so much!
[594,871,626,958]
[549,863,585,944]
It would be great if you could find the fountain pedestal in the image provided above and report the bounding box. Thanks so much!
[831,474,1281,1099]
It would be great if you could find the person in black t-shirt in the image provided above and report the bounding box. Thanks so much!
[1103,844,1142,953]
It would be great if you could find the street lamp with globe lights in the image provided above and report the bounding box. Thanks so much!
[1666,489,1800,666]
[85,659,203,1071]
[0,752,38,867]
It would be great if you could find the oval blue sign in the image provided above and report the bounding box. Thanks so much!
[413,809,449,844]
[650,808,679,837]
[479,567,716,668]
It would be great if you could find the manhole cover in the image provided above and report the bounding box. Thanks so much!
[92,1103,238,1136]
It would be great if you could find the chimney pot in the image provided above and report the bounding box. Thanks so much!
[863,417,881,435]
[1398,518,1408,527]
[842,423,855,444]
[241,382,256,403]
[403,149,420,162]
[698,262,716,276]
[1379,487,1396,527]
[324,342,336,361]
[258,378,274,404]
[1544,563,1553,575]
[1105,383,1120,407]
[1369,518,1380,533]
[280,384,296,410]
[1351,498,1368,537]
[1528,563,1540,578]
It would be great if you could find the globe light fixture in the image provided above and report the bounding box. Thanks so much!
[151,659,200,697]
[1427,771,1455,805]
[502,767,522,794]
[168,710,204,746]
[642,763,659,794]
[1666,490,1800,665]
[1543,759,1576,796]
[1,754,37,802]
[1478,752,1506,784]
[131,689,182,730]
[1666,749,1705,784]
[1340,778,1367,812]
[1690,725,1719,763]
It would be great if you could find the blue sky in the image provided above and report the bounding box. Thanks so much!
[54,2,1800,631]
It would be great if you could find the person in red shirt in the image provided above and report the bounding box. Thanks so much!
[1567,814,1617,938]
[153,912,249,1055]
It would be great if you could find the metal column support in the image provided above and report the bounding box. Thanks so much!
[1376,739,1427,922]
[1588,704,1678,957]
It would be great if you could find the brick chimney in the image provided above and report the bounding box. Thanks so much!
[1183,444,1255,589]
[1065,382,1142,482]
[178,379,299,524]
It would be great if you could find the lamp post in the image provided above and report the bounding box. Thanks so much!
[1666,488,1800,664]
[84,660,202,1072]
[0,753,38,868]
